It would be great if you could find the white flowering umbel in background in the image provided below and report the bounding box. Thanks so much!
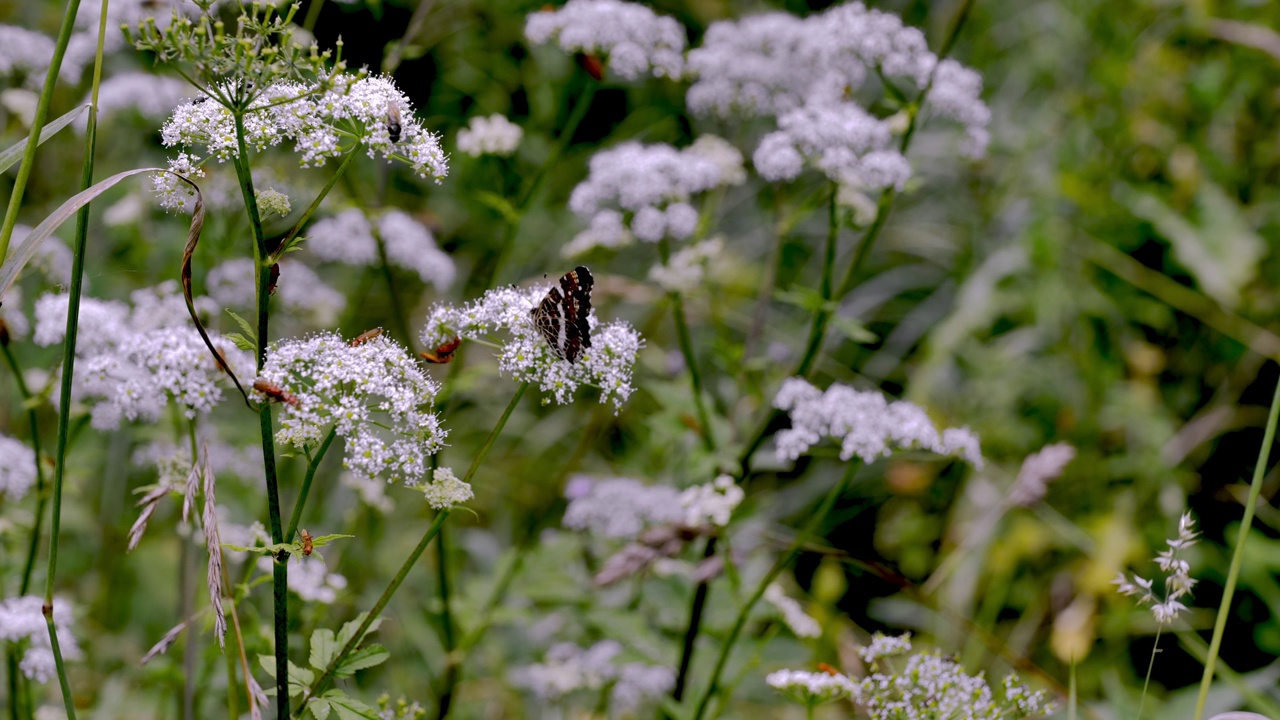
[563,139,744,256]
[511,640,675,715]
[305,208,456,290]
[0,434,37,500]
[0,596,80,684]
[525,0,685,81]
[206,258,347,328]
[773,377,984,468]
[1113,512,1200,624]
[255,331,447,486]
[457,114,523,157]
[420,283,642,412]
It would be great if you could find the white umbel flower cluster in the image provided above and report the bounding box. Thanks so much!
[457,114,523,157]
[0,434,37,501]
[686,2,989,157]
[773,378,983,468]
[648,236,723,293]
[562,476,683,538]
[1112,512,1199,624]
[256,331,447,486]
[257,556,348,604]
[419,283,642,412]
[525,0,685,81]
[754,102,910,190]
[420,466,473,510]
[511,640,674,714]
[306,208,455,290]
[206,258,347,328]
[32,283,250,430]
[857,632,913,665]
[564,140,741,255]
[0,596,80,684]
[679,474,744,527]
[154,74,447,210]
[766,668,857,705]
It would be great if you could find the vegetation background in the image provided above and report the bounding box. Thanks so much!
[1,0,1279,718]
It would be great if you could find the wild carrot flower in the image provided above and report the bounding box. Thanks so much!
[457,114,523,157]
[525,0,685,81]
[419,283,642,412]
[306,208,455,290]
[0,434,37,501]
[0,596,81,683]
[256,331,446,486]
[1112,512,1199,624]
[773,378,983,468]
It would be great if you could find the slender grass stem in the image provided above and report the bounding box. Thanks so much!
[688,462,856,720]
[1137,626,1162,720]
[434,527,459,719]
[1192,373,1280,720]
[297,382,529,716]
[284,426,337,543]
[3,345,48,598]
[658,238,716,451]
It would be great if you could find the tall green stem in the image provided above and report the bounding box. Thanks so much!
[285,426,337,543]
[794,185,840,378]
[689,462,856,720]
[1192,374,1280,719]
[3,345,48,597]
[434,528,459,719]
[658,238,716,451]
[373,235,414,352]
[0,0,83,262]
[270,150,357,264]
[230,109,288,720]
[296,382,529,716]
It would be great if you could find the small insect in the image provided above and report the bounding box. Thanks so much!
[420,336,462,364]
[531,266,593,364]
[817,663,841,676]
[576,53,605,81]
[253,379,299,406]
[300,529,313,556]
[384,100,402,143]
[350,328,383,346]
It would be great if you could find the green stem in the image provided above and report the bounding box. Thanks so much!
[284,426,337,543]
[0,0,83,262]
[658,237,716,451]
[1192,374,1280,720]
[296,382,529,715]
[373,234,415,352]
[1137,626,1161,720]
[434,527,458,720]
[230,109,288,720]
[794,184,840,378]
[2,344,48,597]
[689,463,855,720]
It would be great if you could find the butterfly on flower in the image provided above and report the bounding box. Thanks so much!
[531,266,593,363]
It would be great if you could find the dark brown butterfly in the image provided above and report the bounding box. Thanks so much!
[530,266,593,363]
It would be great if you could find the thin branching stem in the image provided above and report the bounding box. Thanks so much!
[3,345,48,597]
[285,426,337,543]
[658,237,716,451]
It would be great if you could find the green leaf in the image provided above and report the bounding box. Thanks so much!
[775,286,833,314]
[225,332,256,352]
[310,533,354,548]
[287,661,315,697]
[258,654,277,679]
[221,541,295,555]
[475,190,521,225]
[829,316,878,344]
[334,644,389,677]
[0,104,89,174]
[330,696,380,720]
[308,699,331,720]
[309,628,338,670]
[225,309,258,344]
[336,613,383,650]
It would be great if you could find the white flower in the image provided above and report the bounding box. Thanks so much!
[421,467,473,510]
[766,669,856,705]
[561,476,683,538]
[419,283,642,412]
[79,72,190,130]
[773,377,984,467]
[258,557,348,604]
[649,236,723,292]
[340,471,394,514]
[306,208,455,290]
[511,640,672,712]
[457,114,523,157]
[525,0,685,80]
[151,151,206,213]
[754,101,910,190]
[679,475,743,527]
[0,434,37,501]
[0,25,56,90]
[857,632,912,664]
[257,332,446,486]
[685,135,746,186]
[206,258,347,327]
[0,596,80,684]
[764,584,822,638]
[851,648,1051,719]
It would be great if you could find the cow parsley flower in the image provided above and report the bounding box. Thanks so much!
[207,258,347,327]
[420,467,473,510]
[525,0,685,81]
[766,668,857,706]
[1112,512,1199,625]
[565,141,736,254]
[679,475,743,527]
[857,632,913,665]
[511,640,673,713]
[457,114,523,157]
[0,434,37,501]
[157,74,448,182]
[419,283,642,412]
[0,596,80,684]
[754,102,911,190]
[256,332,446,486]
[648,236,723,293]
[773,378,983,468]
[562,476,683,538]
[306,208,455,290]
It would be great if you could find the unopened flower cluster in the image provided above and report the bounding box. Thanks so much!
[564,138,743,255]
[420,284,641,412]
[154,74,447,210]
[0,434,37,500]
[32,282,251,429]
[511,640,674,714]
[773,378,983,468]
[256,331,446,486]
[457,114,523,157]
[0,596,80,684]
[844,635,1049,719]
[1112,512,1199,624]
[525,0,685,80]
[306,208,455,290]
[687,2,990,158]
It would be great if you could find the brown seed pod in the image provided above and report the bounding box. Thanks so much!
[419,336,462,364]
[252,379,299,406]
[350,328,383,346]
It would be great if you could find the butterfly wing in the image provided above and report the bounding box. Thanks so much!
[531,266,594,363]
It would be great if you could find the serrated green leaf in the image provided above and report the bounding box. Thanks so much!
[310,628,337,670]
[222,541,295,555]
[328,695,380,720]
[308,699,331,720]
[225,309,257,344]
[310,533,354,548]
[475,190,520,225]
[225,332,256,351]
[336,613,382,649]
[287,660,315,697]
[334,644,389,677]
[258,654,276,679]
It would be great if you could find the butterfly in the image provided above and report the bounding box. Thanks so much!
[531,266,593,363]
